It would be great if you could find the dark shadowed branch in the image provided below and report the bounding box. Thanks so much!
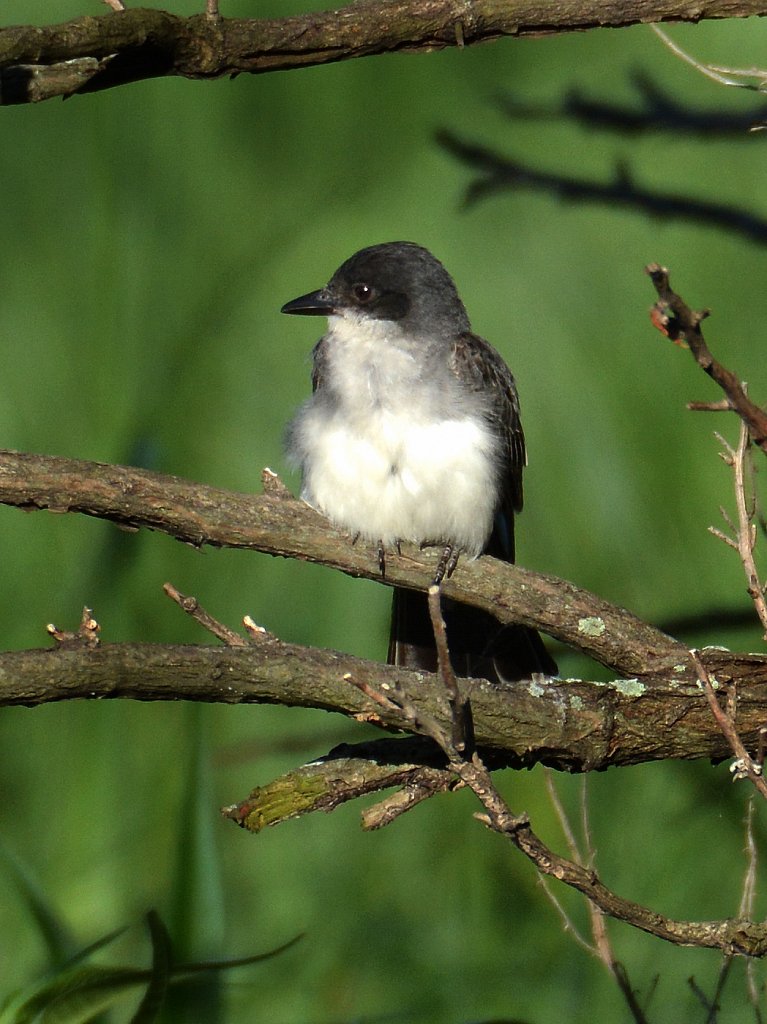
[438,131,767,247]
[498,72,767,137]
[1,1,767,104]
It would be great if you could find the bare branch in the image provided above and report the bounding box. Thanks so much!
[3,626,767,771]
[651,24,767,91]
[163,582,249,647]
[0,448,689,676]
[646,264,767,449]
[256,585,767,958]
[440,745,767,957]
[727,421,767,636]
[427,584,474,754]
[439,133,767,247]
[691,649,767,799]
[223,738,455,831]
[0,2,765,105]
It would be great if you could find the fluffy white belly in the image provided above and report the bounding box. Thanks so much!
[300,407,498,557]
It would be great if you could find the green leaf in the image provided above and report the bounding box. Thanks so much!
[2,964,153,1024]
[129,912,172,1024]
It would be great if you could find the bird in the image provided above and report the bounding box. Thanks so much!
[282,241,555,683]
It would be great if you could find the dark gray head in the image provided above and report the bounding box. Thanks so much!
[281,241,471,337]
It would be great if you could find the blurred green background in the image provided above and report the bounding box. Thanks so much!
[2,3,767,1021]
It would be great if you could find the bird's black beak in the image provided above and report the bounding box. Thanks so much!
[281,288,335,316]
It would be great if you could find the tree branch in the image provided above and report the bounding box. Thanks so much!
[0,448,687,676]
[439,131,767,248]
[1,1,766,104]
[317,623,767,959]
[646,264,767,448]
[1,634,767,770]
[2,447,767,773]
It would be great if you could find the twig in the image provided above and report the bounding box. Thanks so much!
[544,772,649,1024]
[646,265,767,449]
[426,585,474,755]
[741,796,764,1021]
[651,24,767,91]
[688,399,732,412]
[224,743,454,832]
[740,798,758,921]
[163,582,248,647]
[690,649,767,799]
[361,779,457,830]
[447,753,767,956]
[711,421,767,637]
[46,606,101,648]
[540,772,596,953]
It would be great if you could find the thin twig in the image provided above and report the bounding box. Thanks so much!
[646,265,767,450]
[544,773,649,1024]
[730,421,767,636]
[535,875,595,954]
[739,796,762,1021]
[426,585,474,755]
[689,400,732,412]
[650,24,767,91]
[163,582,248,647]
[539,771,596,953]
[361,780,457,830]
[346,646,767,956]
[46,606,101,648]
[691,649,767,799]
[740,797,758,921]
[709,422,767,636]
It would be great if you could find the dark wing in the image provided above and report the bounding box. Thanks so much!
[310,336,329,393]
[449,331,526,560]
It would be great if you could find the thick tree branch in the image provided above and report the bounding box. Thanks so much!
[1,2,766,104]
[0,448,687,676]
[314,628,767,959]
[2,447,767,775]
[1,637,767,770]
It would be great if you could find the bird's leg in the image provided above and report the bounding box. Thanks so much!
[378,540,386,577]
[433,544,460,585]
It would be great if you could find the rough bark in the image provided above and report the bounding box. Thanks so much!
[1,1,765,104]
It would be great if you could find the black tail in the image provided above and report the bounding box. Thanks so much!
[388,586,557,684]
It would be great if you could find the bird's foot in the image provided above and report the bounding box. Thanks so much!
[433,544,460,585]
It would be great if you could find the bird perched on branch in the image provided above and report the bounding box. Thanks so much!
[283,241,555,683]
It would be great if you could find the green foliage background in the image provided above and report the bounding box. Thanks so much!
[2,4,767,1021]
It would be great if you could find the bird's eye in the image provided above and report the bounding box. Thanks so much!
[352,282,374,304]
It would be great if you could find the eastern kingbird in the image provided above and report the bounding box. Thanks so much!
[282,241,555,683]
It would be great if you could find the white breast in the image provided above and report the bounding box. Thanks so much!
[288,311,500,557]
